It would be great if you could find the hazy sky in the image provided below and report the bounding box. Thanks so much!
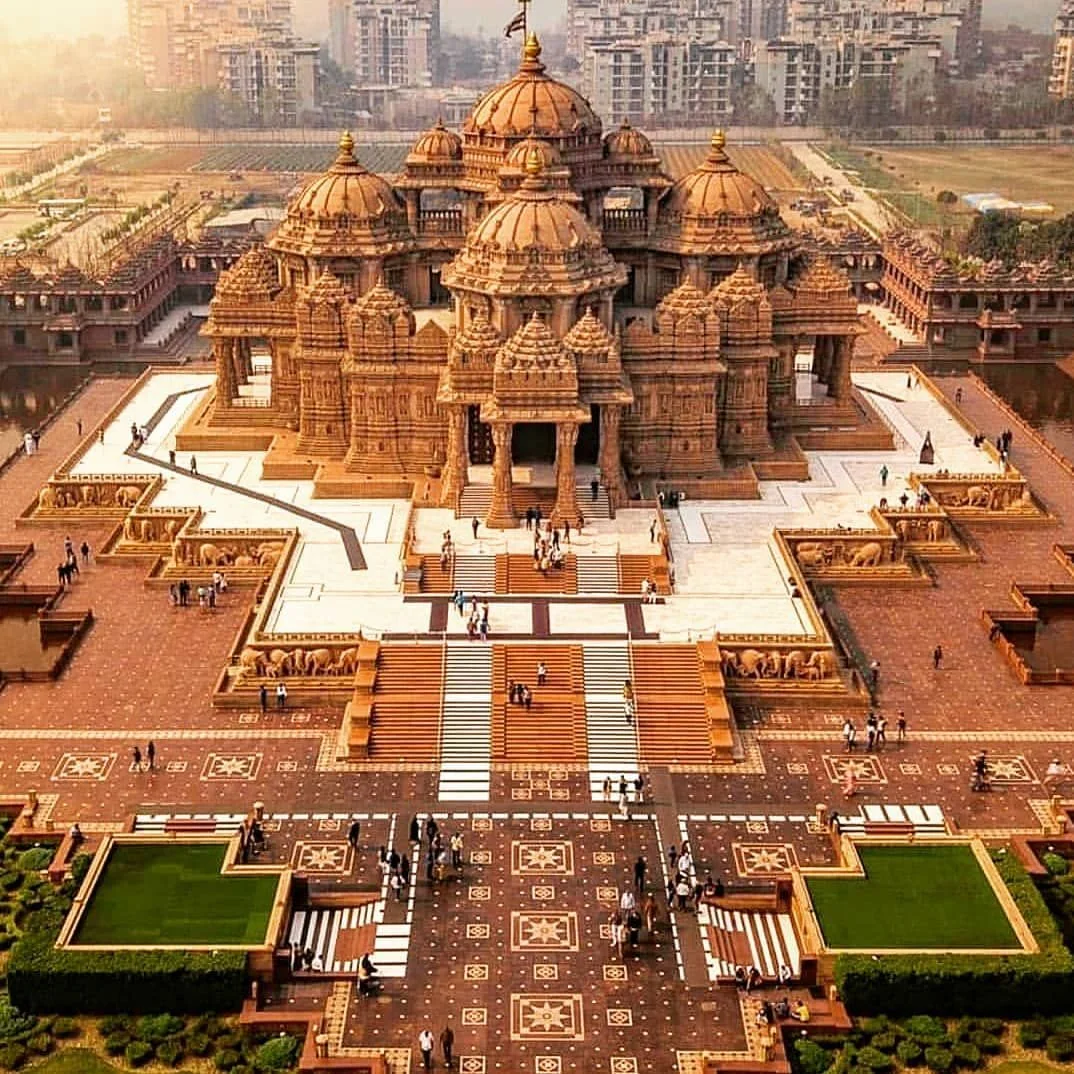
[0,0,1056,41]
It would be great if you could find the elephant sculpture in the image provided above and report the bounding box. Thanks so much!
[265,648,293,677]
[37,487,56,510]
[964,485,991,508]
[803,651,835,680]
[233,555,256,568]
[198,542,232,567]
[782,650,809,679]
[164,519,181,541]
[114,485,142,507]
[336,647,361,676]
[80,485,96,506]
[894,519,912,541]
[795,542,829,569]
[305,648,335,675]
[259,550,281,572]
[736,649,768,678]
[139,519,155,542]
[849,541,884,568]
[238,648,268,677]
[926,518,946,541]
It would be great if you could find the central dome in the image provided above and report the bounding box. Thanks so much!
[465,33,600,138]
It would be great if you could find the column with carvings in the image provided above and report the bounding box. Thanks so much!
[768,337,795,428]
[552,423,580,525]
[485,422,516,529]
[597,406,624,510]
[440,406,469,509]
[214,338,236,411]
[829,335,854,402]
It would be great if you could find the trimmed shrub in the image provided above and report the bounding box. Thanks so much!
[7,927,247,1014]
[16,849,54,873]
[794,1039,835,1074]
[1045,1035,1074,1063]
[67,854,92,888]
[1048,1014,1074,1033]
[25,1036,51,1057]
[837,853,1074,1016]
[136,1014,185,1042]
[216,1032,243,1050]
[0,1004,35,1043]
[924,1047,953,1073]
[99,1015,132,1036]
[973,1018,1004,1036]
[0,1045,26,1071]
[860,1018,890,1036]
[1043,852,1069,876]
[896,1041,923,1066]
[253,1035,300,1072]
[156,1041,184,1067]
[103,1034,130,1056]
[904,1018,948,1044]
[185,1034,213,1057]
[0,876,20,893]
[966,1031,1001,1054]
[51,1018,79,1039]
[870,1033,898,1053]
[125,1041,153,1068]
[215,1049,242,1071]
[855,1046,892,1071]
[950,1042,980,1069]
[1018,1022,1047,1048]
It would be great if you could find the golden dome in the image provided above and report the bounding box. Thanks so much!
[407,119,463,164]
[663,129,777,220]
[563,307,614,354]
[504,136,563,172]
[603,120,654,160]
[465,33,600,138]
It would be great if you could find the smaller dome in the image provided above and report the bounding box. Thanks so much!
[657,278,713,320]
[604,120,653,160]
[288,131,402,224]
[354,278,412,318]
[408,119,462,164]
[664,129,776,219]
[563,307,614,354]
[504,137,563,172]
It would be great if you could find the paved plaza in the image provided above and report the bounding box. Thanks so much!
[2,366,1073,1073]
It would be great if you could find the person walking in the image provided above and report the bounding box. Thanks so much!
[348,820,361,850]
[633,773,644,804]
[876,715,887,748]
[190,455,198,474]
[471,516,479,540]
[450,832,463,870]
[80,541,90,566]
[146,741,156,771]
[276,682,287,710]
[650,518,657,543]
[131,745,142,773]
[896,711,907,743]
[633,856,646,894]
[76,418,82,437]
[880,464,888,487]
[932,644,943,670]
[410,815,421,845]
[590,476,599,501]
[842,718,856,752]
[869,659,880,690]
[260,684,268,714]
[440,1025,455,1070]
[602,776,612,803]
[418,1029,434,1072]
[536,661,547,686]
[169,448,176,466]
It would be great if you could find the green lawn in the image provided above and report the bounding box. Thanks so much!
[72,842,278,947]
[806,845,1020,950]
[27,1052,119,1074]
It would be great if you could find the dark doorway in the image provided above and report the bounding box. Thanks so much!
[468,405,492,464]
[512,422,556,463]
[576,404,599,464]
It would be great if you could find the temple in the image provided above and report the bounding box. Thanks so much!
[204,33,863,525]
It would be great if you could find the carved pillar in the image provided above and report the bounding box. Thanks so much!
[440,406,468,508]
[404,190,419,234]
[768,338,795,428]
[552,422,580,525]
[830,335,854,401]
[214,337,236,410]
[598,406,624,509]
[485,422,516,529]
[813,335,832,390]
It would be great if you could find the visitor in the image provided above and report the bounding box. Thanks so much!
[190,455,198,474]
[146,741,156,771]
[896,711,907,743]
[80,541,90,566]
[440,1026,455,1070]
[932,644,943,670]
[259,684,268,714]
[131,745,142,772]
[791,1000,811,1022]
[1044,758,1069,789]
[842,718,856,752]
[348,820,361,850]
[879,464,888,487]
[276,682,287,709]
[536,661,547,686]
[471,516,479,540]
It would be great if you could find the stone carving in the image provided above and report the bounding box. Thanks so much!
[38,487,55,509]
[238,644,365,680]
[848,541,883,567]
[720,647,837,681]
[114,485,143,507]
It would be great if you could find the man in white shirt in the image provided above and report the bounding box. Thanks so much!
[418,1029,435,1071]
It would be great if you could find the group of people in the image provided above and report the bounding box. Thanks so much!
[733,964,793,992]
[57,535,90,586]
[601,773,646,818]
[841,711,907,754]
[639,578,660,604]
[168,571,227,611]
[129,422,150,448]
[608,885,659,957]
[22,429,42,455]
[129,741,157,772]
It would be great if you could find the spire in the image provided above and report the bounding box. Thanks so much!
[520,31,545,73]
[708,128,728,163]
[336,130,356,163]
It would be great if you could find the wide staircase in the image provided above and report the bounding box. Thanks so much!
[632,644,714,765]
[620,553,670,596]
[575,554,619,594]
[453,553,496,594]
[582,642,639,799]
[368,645,442,763]
[457,482,613,521]
[418,554,453,594]
[577,482,611,520]
[492,644,586,764]
[437,644,493,800]
[700,904,801,983]
[495,554,578,595]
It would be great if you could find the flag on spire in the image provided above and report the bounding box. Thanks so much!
[504,7,526,36]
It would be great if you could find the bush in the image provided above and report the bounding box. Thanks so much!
[837,853,1074,1017]
[216,1032,242,1050]
[7,926,247,1014]
[186,1033,213,1057]
[794,1039,834,1074]
[0,1045,26,1071]
[1048,1014,1074,1033]
[1043,852,1069,876]
[67,854,92,888]
[855,1046,892,1071]
[904,1018,948,1044]
[215,1049,242,1071]
[103,1033,130,1056]
[136,1014,185,1042]
[924,1047,953,1072]
[24,1036,51,1057]
[1045,1035,1074,1063]
[950,1042,980,1068]
[0,1003,36,1043]
[125,1041,153,1068]
[0,875,22,893]
[253,1036,300,1072]
[860,1017,890,1036]
[156,1041,184,1067]
[51,1018,79,1039]
[871,1033,898,1053]
[896,1041,923,1066]
[967,1031,1001,1054]
[1018,1022,1047,1048]
[99,1015,132,1036]
[16,849,54,874]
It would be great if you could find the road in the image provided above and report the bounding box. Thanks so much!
[788,142,900,236]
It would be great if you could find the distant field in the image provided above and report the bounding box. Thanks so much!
[655,143,806,188]
[190,143,408,175]
[96,146,207,173]
[851,144,1074,216]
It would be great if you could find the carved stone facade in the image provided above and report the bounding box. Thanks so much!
[205,33,863,527]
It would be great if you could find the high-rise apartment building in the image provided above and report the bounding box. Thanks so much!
[127,0,319,121]
[1050,0,1074,98]
[327,0,440,87]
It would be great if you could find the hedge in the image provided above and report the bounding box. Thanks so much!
[6,928,247,1014]
[835,851,1074,1017]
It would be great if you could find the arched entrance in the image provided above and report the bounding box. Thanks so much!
[575,404,599,464]
[511,422,556,463]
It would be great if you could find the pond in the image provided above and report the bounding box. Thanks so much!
[1010,606,1074,674]
[976,362,1074,461]
[0,606,70,674]
[0,364,88,458]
